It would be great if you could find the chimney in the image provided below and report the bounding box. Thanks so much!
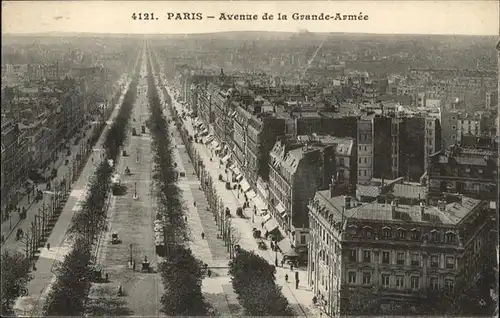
[391,200,397,218]
[344,195,351,209]
[437,200,446,211]
[329,175,336,198]
[419,201,425,219]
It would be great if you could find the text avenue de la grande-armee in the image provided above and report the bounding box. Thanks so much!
[131,12,369,21]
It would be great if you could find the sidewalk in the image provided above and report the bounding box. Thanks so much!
[167,89,320,316]
[12,79,132,317]
[1,128,94,251]
[166,97,240,316]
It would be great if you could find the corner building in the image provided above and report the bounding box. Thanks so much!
[308,189,494,315]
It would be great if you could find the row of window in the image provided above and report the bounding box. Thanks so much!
[348,226,457,244]
[348,249,456,269]
[347,272,455,291]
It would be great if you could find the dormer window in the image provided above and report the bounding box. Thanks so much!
[410,228,421,240]
[348,225,357,236]
[382,226,391,239]
[431,229,440,243]
[397,228,406,239]
[363,226,372,238]
[445,231,456,244]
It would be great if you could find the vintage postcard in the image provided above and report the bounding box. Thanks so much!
[1,1,499,317]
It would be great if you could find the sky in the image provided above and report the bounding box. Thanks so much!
[2,1,499,36]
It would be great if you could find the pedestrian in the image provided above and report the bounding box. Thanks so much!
[201,232,205,239]
[91,157,94,163]
[47,243,51,250]
[281,258,285,267]
[295,279,299,289]
[133,261,136,271]
[193,201,196,206]
[313,295,318,305]
[1,234,4,243]
[285,274,288,282]
[295,271,299,282]
[185,216,188,222]
[290,263,293,271]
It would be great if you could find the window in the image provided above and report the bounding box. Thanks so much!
[364,228,372,238]
[364,170,367,176]
[349,249,357,262]
[359,157,362,163]
[411,230,420,240]
[349,272,356,284]
[431,230,440,243]
[300,235,306,245]
[362,272,371,285]
[430,277,439,290]
[364,157,367,164]
[452,125,456,130]
[430,255,439,268]
[396,276,405,289]
[411,276,420,290]
[411,253,420,266]
[381,274,390,287]
[383,228,392,238]
[397,252,405,265]
[348,272,356,284]
[478,168,483,174]
[339,158,345,166]
[446,233,455,244]
[397,229,406,239]
[382,251,390,264]
[445,279,454,291]
[446,256,455,269]
[363,250,371,263]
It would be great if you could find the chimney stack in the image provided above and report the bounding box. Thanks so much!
[330,175,336,198]
[344,195,351,209]
[419,201,425,219]
[437,200,446,211]
[391,200,397,218]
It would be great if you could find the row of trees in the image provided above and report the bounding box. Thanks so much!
[42,58,142,316]
[229,249,295,316]
[146,53,212,316]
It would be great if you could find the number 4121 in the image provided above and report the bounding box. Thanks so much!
[132,13,156,20]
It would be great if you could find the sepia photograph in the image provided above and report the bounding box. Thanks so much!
[1,0,499,317]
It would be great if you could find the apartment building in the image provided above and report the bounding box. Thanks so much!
[427,136,498,201]
[308,189,494,315]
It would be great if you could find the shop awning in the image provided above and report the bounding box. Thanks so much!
[201,128,209,135]
[262,214,271,223]
[204,135,214,144]
[264,218,279,233]
[215,145,222,151]
[280,210,288,218]
[253,196,268,212]
[221,154,231,163]
[277,239,294,255]
[246,190,257,200]
[276,202,286,214]
[232,167,241,175]
[240,179,251,192]
[212,141,219,148]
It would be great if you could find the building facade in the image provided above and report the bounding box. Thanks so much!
[427,137,498,201]
[308,190,494,315]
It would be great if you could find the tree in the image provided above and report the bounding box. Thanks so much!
[43,238,92,316]
[229,249,294,316]
[147,54,209,316]
[1,250,31,316]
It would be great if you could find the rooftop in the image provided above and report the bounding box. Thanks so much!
[313,191,482,225]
